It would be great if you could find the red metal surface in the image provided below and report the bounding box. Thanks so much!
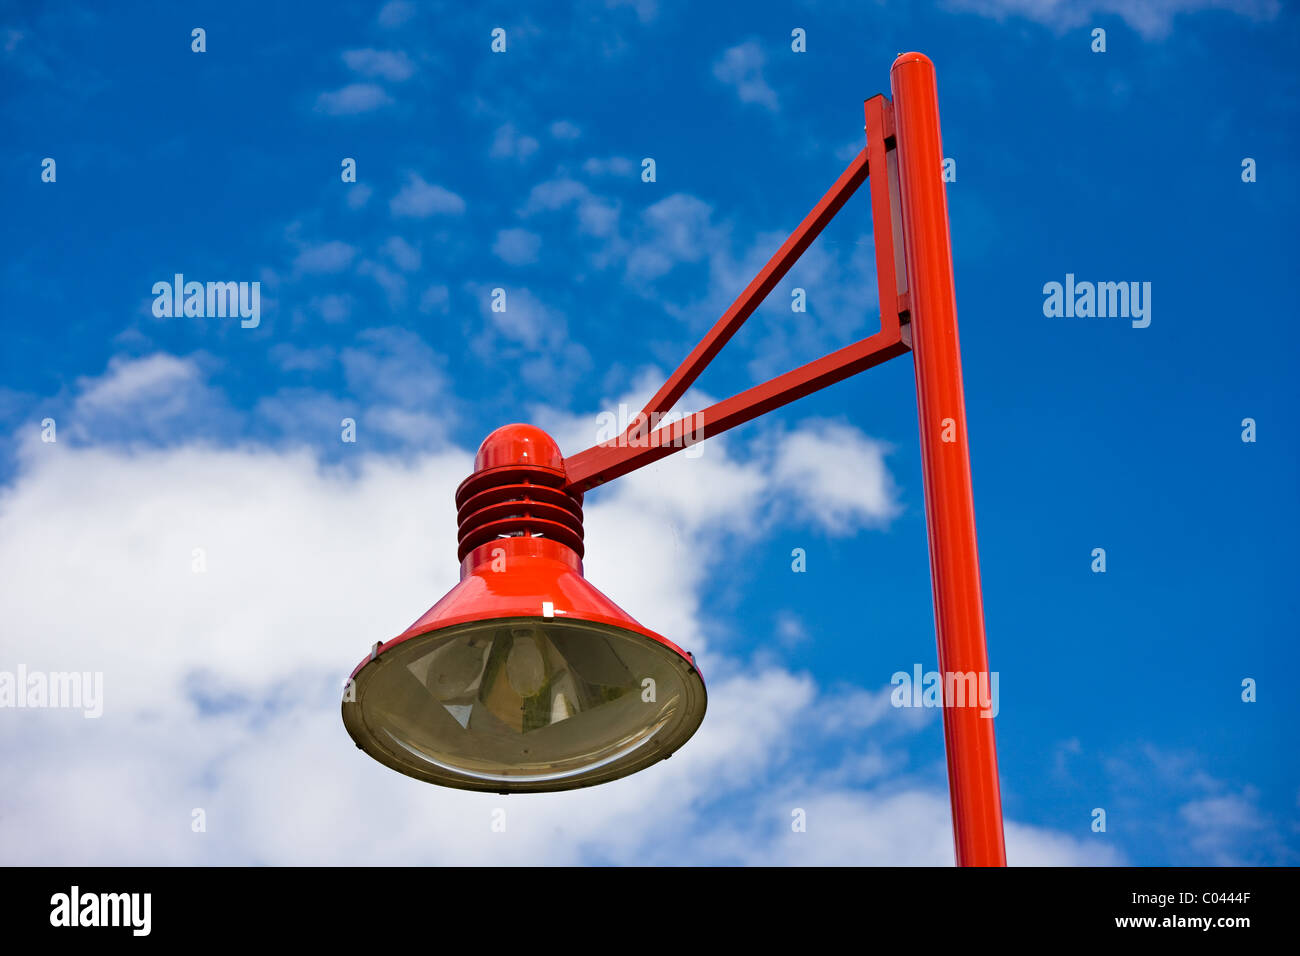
[347,535,698,685]
[864,95,911,331]
[564,329,909,493]
[348,426,699,685]
[473,422,567,472]
[891,51,1007,866]
[564,100,912,493]
[456,425,585,561]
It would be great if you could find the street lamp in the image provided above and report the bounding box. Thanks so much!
[343,52,1007,866]
[342,422,708,793]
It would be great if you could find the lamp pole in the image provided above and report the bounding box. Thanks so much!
[892,53,1006,866]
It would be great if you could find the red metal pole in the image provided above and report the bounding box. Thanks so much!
[891,52,1007,866]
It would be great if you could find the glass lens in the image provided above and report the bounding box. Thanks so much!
[347,617,703,789]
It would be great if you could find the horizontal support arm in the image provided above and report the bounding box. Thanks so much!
[564,326,909,492]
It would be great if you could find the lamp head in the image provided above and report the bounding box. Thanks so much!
[342,424,707,792]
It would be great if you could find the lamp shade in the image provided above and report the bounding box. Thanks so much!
[342,424,707,792]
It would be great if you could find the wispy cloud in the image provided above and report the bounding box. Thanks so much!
[474,286,564,350]
[522,177,621,239]
[293,240,356,275]
[713,40,778,111]
[606,0,659,23]
[377,0,416,28]
[342,48,415,82]
[357,259,407,309]
[381,236,421,272]
[626,193,716,281]
[492,228,542,265]
[583,156,635,177]
[56,353,238,446]
[489,122,540,162]
[945,0,1281,40]
[389,173,466,217]
[269,343,334,373]
[419,284,450,315]
[769,421,901,532]
[549,119,582,140]
[345,184,373,209]
[315,82,392,115]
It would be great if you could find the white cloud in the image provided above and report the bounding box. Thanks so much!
[419,283,450,315]
[606,0,658,23]
[713,40,778,111]
[346,183,372,209]
[1178,791,1270,865]
[357,259,407,309]
[523,178,590,212]
[489,123,540,162]
[492,228,542,265]
[293,240,356,274]
[364,406,447,447]
[389,173,466,217]
[694,787,1120,865]
[58,336,456,457]
[1004,819,1125,865]
[475,286,561,350]
[0,355,1129,865]
[342,48,414,82]
[340,328,447,409]
[1101,744,1292,865]
[625,193,717,281]
[834,137,866,162]
[377,0,415,27]
[583,156,635,177]
[770,420,900,533]
[381,236,421,272]
[268,343,334,373]
[549,119,582,140]
[310,293,353,324]
[315,83,392,115]
[68,353,234,445]
[74,353,200,415]
[946,0,1280,39]
[522,178,622,241]
[0,433,930,864]
[775,611,810,648]
[941,0,1284,38]
[254,329,453,452]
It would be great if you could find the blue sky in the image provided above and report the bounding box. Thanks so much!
[0,0,1296,865]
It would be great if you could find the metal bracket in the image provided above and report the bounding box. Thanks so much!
[564,95,911,493]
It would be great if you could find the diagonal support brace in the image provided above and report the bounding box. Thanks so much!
[564,95,910,493]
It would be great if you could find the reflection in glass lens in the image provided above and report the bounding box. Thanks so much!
[358,619,691,784]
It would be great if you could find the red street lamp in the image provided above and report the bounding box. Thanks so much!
[343,53,1007,866]
[342,423,708,793]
